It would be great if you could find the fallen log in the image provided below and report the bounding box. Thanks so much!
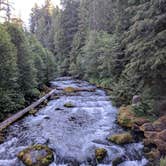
[0,89,56,131]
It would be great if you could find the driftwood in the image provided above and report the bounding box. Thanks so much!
[0,89,56,131]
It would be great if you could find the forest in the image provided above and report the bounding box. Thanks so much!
[0,0,166,165]
[30,0,166,118]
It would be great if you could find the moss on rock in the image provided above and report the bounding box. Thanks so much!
[63,87,76,93]
[64,102,75,108]
[108,132,133,144]
[118,106,149,128]
[17,144,54,166]
[95,148,107,161]
[118,106,135,128]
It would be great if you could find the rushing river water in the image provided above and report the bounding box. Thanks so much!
[0,77,148,166]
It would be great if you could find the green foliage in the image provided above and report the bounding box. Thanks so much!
[0,25,25,120]
[28,34,56,84]
[160,156,166,166]
[6,23,37,97]
[45,50,56,83]
[76,31,117,81]
[0,22,56,120]
[28,0,166,120]
[0,25,18,90]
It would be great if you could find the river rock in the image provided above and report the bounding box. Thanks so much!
[118,106,135,128]
[64,102,75,108]
[95,148,107,161]
[108,132,133,144]
[112,156,125,166]
[63,87,76,93]
[140,115,166,159]
[17,144,54,166]
[118,106,149,128]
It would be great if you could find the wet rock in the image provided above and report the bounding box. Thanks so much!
[112,156,124,166]
[44,116,50,120]
[17,144,54,166]
[95,148,107,162]
[108,132,133,144]
[63,87,76,93]
[64,102,75,108]
[62,157,79,166]
[55,108,64,111]
[68,116,76,121]
[63,86,96,93]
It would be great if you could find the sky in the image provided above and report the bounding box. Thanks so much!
[12,0,60,26]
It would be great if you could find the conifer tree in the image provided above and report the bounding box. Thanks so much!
[6,23,37,99]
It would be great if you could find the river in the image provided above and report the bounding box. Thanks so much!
[0,77,148,166]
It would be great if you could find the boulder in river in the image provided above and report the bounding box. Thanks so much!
[64,102,75,108]
[17,144,54,166]
[63,87,76,93]
[108,132,133,144]
[95,148,107,162]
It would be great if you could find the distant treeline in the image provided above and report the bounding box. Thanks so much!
[31,0,166,116]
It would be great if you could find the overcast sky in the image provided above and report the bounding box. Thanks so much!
[12,0,60,26]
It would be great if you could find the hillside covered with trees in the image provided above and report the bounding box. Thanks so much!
[30,0,166,118]
[0,0,56,121]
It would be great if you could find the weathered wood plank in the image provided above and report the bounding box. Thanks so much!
[0,89,56,131]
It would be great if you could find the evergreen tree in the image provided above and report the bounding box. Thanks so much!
[0,24,24,120]
[6,23,37,99]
